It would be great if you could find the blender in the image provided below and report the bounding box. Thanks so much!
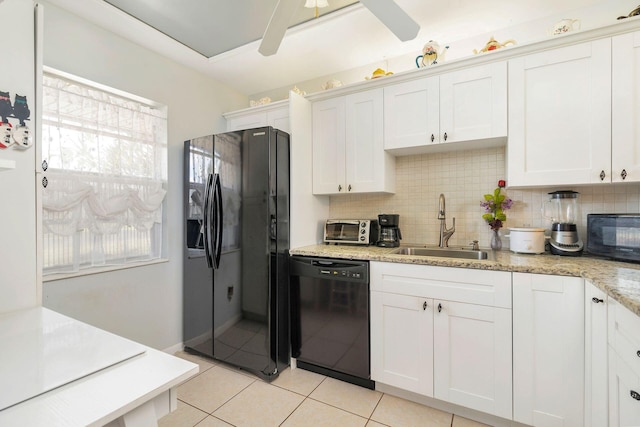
[542,190,584,256]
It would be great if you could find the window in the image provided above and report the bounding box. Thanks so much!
[41,70,168,275]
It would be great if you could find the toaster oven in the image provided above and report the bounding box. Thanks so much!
[323,219,379,245]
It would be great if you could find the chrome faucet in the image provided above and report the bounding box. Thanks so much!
[438,193,455,247]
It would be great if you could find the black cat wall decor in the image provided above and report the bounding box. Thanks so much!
[12,94,30,126]
[0,91,12,123]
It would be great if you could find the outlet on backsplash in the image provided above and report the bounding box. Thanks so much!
[329,147,640,249]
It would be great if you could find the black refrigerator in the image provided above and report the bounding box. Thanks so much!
[183,126,290,381]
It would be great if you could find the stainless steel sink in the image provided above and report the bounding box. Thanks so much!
[392,246,490,260]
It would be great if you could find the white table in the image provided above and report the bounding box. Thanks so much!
[0,307,198,426]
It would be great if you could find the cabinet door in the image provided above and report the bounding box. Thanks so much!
[585,282,608,427]
[370,291,433,397]
[267,107,290,133]
[383,78,439,152]
[513,272,585,426]
[345,89,393,193]
[612,31,640,183]
[609,350,640,427]
[226,111,267,131]
[312,97,346,195]
[433,300,512,419]
[508,39,612,187]
[440,61,507,144]
[608,298,640,426]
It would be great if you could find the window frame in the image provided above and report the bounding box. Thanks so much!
[40,67,169,278]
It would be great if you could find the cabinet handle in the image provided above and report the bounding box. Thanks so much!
[348,184,352,192]
[437,303,442,313]
[600,170,606,181]
[430,134,435,143]
[338,185,342,192]
[443,132,448,142]
[423,301,427,310]
[42,176,48,188]
[637,350,640,358]
[621,169,628,180]
[42,160,48,171]
[631,390,640,401]
[592,297,604,304]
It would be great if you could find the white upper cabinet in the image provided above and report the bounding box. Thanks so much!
[439,62,507,144]
[384,62,507,155]
[508,39,612,187]
[383,77,439,151]
[226,104,290,133]
[312,97,345,194]
[313,89,395,195]
[612,30,640,183]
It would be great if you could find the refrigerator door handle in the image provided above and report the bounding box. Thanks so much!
[213,173,223,269]
[203,173,214,268]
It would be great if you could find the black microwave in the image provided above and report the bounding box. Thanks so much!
[586,214,640,263]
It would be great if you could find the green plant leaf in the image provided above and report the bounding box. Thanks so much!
[482,213,494,221]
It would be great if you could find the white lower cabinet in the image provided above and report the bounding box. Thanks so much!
[609,352,640,427]
[370,262,512,419]
[433,299,512,418]
[608,297,640,426]
[585,281,609,427]
[370,292,433,396]
[513,272,585,427]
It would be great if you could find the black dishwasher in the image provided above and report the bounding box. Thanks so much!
[289,256,373,389]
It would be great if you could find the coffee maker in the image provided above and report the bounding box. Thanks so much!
[377,214,402,247]
[543,190,583,256]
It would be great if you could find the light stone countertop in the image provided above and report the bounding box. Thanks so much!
[290,244,640,317]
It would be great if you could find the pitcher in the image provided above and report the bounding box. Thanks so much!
[415,40,448,68]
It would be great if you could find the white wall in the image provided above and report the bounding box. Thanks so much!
[40,2,247,350]
[0,0,38,314]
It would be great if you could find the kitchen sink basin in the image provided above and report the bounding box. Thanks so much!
[392,246,491,260]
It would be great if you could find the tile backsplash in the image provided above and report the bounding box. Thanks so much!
[329,147,640,249]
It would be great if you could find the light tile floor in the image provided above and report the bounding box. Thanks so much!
[159,351,492,427]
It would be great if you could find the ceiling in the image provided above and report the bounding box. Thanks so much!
[102,0,360,58]
[48,0,610,96]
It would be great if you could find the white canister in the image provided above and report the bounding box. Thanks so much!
[506,227,546,254]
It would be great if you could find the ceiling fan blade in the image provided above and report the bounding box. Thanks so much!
[259,0,303,56]
[359,0,420,41]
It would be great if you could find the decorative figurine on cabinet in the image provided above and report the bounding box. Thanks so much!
[473,37,516,54]
[617,5,640,19]
[365,68,393,80]
[415,40,449,68]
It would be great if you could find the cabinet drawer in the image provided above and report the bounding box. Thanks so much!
[609,298,640,377]
[370,262,511,308]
